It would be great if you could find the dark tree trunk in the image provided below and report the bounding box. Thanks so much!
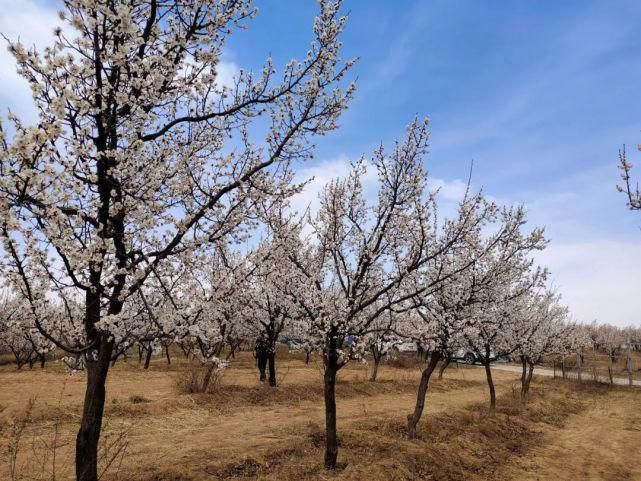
[179,342,192,359]
[143,347,152,370]
[520,356,527,402]
[164,344,171,365]
[14,354,26,371]
[110,350,124,367]
[257,352,267,382]
[268,351,276,387]
[305,351,311,364]
[226,341,241,361]
[76,340,114,481]
[323,335,339,470]
[484,359,496,416]
[368,346,382,382]
[407,351,441,438]
[438,356,451,380]
[138,345,144,364]
[524,361,534,403]
[201,362,217,392]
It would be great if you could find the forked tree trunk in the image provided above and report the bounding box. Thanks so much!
[76,339,114,481]
[324,333,340,469]
[484,358,496,416]
[179,343,192,359]
[524,361,534,402]
[438,356,451,380]
[407,351,441,438]
[268,351,276,387]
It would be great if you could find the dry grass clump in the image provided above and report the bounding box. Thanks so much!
[128,394,150,404]
[3,352,638,481]
[385,353,426,369]
[175,361,226,394]
[197,380,592,481]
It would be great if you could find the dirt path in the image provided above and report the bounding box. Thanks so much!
[0,360,520,480]
[503,386,641,481]
[485,363,641,387]
[3,356,639,480]
[122,367,516,474]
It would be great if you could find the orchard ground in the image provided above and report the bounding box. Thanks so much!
[1,349,640,481]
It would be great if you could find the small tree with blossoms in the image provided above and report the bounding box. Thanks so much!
[283,119,499,468]
[511,290,574,403]
[239,236,303,386]
[593,323,625,383]
[404,201,545,435]
[361,312,405,382]
[0,1,353,479]
[0,290,56,369]
[461,217,548,415]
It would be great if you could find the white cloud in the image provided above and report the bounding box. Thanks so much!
[536,240,641,327]
[215,60,239,90]
[290,156,375,216]
[429,177,469,201]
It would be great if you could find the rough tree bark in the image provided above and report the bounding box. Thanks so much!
[438,356,451,380]
[520,357,535,404]
[257,352,267,382]
[143,347,152,370]
[520,356,528,402]
[201,362,218,392]
[368,345,382,382]
[268,351,276,387]
[407,351,441,438]
[324,331,340,469]
[76,339,114,481]
[524,361,534,402]
[484,357,496,416]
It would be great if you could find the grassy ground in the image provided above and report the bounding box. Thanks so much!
[1,350,639,481]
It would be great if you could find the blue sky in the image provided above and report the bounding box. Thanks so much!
[1,0,640,325]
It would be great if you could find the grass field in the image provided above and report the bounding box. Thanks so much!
[1,350,640,481]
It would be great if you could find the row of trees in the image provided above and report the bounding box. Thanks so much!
[1,116,587,470]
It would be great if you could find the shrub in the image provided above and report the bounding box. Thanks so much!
[176,359,226,394]
[128,394,150,404]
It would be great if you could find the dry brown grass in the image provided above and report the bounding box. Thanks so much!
[0,350,640,481]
